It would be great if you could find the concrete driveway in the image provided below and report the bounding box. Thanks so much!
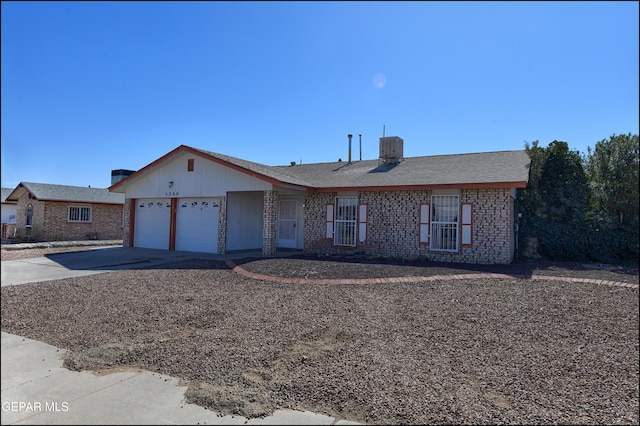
[1,246,258,287]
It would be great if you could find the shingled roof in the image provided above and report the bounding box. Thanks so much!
[6,182,125,204]
[1,187,17,204]
[273,150,531,190]
[190,147,316,188]
[110,145,531,192]
[192,147,531,190]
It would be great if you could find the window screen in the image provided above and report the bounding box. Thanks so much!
[334,196,357,246]
[430,195,458,251]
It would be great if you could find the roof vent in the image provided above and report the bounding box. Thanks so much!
[379,136,403,164]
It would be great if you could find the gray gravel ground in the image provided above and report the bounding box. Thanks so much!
[1,250,638,425]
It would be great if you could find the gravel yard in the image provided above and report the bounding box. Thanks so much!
[1,249,638,425]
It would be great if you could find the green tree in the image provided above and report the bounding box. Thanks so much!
[585,133,639,261]
[517,140,590,260]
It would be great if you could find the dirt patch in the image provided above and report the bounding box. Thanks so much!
[63,342,146,371]
[184,381,275,419]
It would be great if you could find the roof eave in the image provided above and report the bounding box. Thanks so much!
[309,181,528,192]
[34,199,124,205]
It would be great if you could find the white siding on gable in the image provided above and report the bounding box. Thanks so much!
[124,152,272,199]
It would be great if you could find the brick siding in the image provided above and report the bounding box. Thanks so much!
[122,198,133,247]
[217,196,227,254]
[303,191,337,254]
[459,188,515,264]
[304,188,516,264]
[15,197,45,241]
[262,190,278,257]
[15,197,123,242]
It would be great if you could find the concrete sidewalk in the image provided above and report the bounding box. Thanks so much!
[1,333,360,425]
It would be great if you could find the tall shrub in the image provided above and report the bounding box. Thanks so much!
[585,133,639,262]
[517,141,590,260]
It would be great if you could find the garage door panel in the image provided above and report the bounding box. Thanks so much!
[134,199,170,249]
[176,198,219,253]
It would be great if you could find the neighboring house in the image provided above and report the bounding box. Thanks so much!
[109,136,530,264]
[5,182,125,242]
[1,187,18,239]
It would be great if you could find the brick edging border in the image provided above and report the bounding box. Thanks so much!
[225,260,639,289]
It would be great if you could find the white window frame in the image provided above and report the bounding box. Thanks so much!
[68,205,92,223]
[25,204,33,227]
[430,195,459,252]
[333,196,358,247]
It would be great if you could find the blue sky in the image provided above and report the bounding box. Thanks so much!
[2,1,638,189]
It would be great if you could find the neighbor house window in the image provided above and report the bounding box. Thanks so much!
[430,195,459,251]
[26,204,33,227]
[334,196,358,246]
[68,206,91,223]
[187,158,194,172]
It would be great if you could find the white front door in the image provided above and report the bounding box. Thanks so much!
[277,199,297,249]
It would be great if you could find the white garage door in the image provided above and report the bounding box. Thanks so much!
[175,198,220,253]
[134,199,171,249]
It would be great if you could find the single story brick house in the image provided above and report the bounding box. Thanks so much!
[109,137,530,264]
[5,182,125,242]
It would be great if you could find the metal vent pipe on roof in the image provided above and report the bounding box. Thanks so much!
[348,134,352,164]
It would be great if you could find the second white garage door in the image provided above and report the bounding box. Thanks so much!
[175,198,220,253]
